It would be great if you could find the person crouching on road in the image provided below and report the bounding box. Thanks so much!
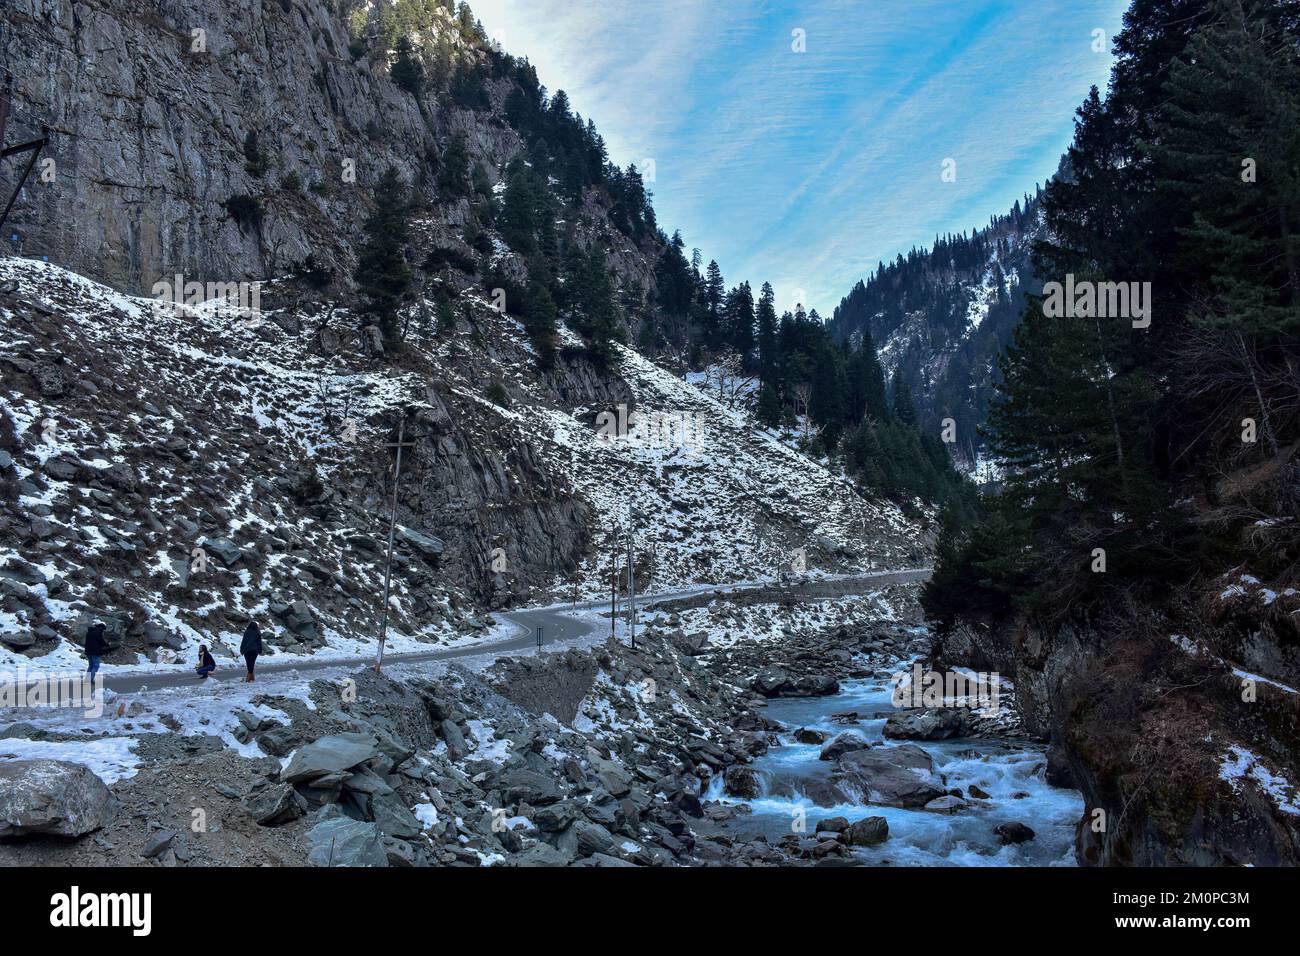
[195,644,216,679]
[241,619,262,682]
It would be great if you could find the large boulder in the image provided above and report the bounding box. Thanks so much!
[243,783,307,826]
[496,767,563,805]
[793,727,830,745]
[272,599,319,641]
[788,674,840,697]
[512,842,572,867]
[307,816,389,867]
[995,821,1036,845]
[397,526,444,560]
[723,765,762,799]
[371,793,422,840]
[833,745,946,808]
[819,732,869,761]
[0,760,117,838]
[281,733,381,784]
[883,709,965,741]
[202,537,245,568]
[844,815,890,846]
[752,667,792,697]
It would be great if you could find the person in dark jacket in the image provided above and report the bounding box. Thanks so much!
[84,620,108,680]
[195,644,216,679]
[240,620,262,682]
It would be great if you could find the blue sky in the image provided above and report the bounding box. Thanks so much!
[472,0,1130,315]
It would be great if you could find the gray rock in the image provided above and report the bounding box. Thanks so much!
[569,819,616,857]
[844,816,890,846]
[307,817,389,867]
[141,829,177,858]
[994,821,1036,845]
[819,732,869,761]
[752,666,791,697]
[815,816,850,834]
[0,760,117,838]
[370,793,422,840]
[203,537,245,567]
[439,719,467,759]
[793,727,830,745]
[273,599,318,640]
[833,745,946,808]
[883,708,965,741]
[512,842,572,867]
[533,801,581,832]
[281,733,381,784]
[496,767,563,805]
[396,526,445,559]
[723,765,761,799]
[255,724,300,758]
[924,795,968,812]
[0,631,35,650]
[243,784,307,826]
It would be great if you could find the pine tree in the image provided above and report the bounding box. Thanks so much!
[522,281,558,368]
[355,167,413,350]
[756,382,782,429]
[565,245,623,366]
[702,260,725,348]
[756,282,779,385]
[438,133,471,199]
[724,281,755,362]
[392,35,425,95]
[499,157,543,256]
[1152,0,1300,335]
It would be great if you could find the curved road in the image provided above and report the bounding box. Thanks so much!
[53,569,931,697]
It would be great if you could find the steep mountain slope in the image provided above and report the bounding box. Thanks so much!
[827,194,1044,469]
[0,0,659,313]
[0,254,924,669]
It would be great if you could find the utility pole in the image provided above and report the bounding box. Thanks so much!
[609,539,617,638]
[627,503,636,649]
[374,414,417,673]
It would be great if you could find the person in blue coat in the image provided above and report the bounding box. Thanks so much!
[84,620,108,680]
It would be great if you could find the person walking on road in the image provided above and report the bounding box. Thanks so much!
[240,619,262,682]
[84,620,108,680]
[195,644,216,679]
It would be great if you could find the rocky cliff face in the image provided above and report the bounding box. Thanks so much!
[933,571,1300,866]
[2,0,650,299]
[0,0,928,666]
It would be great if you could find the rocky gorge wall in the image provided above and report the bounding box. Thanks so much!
[0,0,511,292]
[932,588,1300,866]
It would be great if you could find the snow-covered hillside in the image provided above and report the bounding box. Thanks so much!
[0,257,925,672]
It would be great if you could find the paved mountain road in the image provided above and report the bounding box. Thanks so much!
[68,569,931,697]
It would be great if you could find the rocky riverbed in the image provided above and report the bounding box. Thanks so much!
[0,587,1084,866]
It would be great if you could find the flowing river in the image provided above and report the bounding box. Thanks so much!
[707,674,1085,865]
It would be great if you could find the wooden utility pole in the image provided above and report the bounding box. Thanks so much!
[374,415,417,673]
[627,503,637,649]
[609,539,618,638]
